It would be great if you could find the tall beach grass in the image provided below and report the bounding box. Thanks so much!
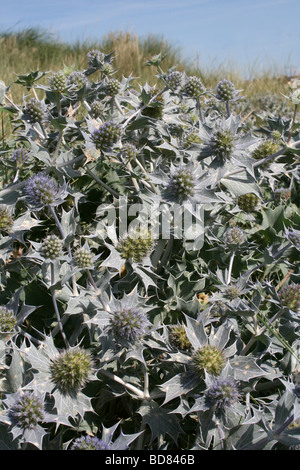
[0,26,296,140]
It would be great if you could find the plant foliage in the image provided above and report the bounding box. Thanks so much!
[0,48,299,450]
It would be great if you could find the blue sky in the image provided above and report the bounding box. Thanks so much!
[1,0,299,77]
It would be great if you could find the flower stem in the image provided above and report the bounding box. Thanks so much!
[196,97,204,123]
[99,369,145,399]
[227,251,235,285]
[226,101,231,118]
[85,166,120,198]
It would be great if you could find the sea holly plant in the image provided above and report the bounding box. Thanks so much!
[0,47,299,451]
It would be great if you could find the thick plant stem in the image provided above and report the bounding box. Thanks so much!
[142,363,150,399]
[85,167,120,198]
[49,205,65,239]
[50,262,69,348]
[226,101,231,118]
[99,369,145,399]
[196,97,204,123]
[227,251,235,285]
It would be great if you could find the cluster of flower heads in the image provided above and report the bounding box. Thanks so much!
[238,193,259,212]
[1,45,300,452]
[193,345,226,377]
[40,235,63,260]
[164,71,183,90]
[166,167,196,203]
[209,128,235,160]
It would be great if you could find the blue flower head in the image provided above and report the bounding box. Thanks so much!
[24,173,60,208]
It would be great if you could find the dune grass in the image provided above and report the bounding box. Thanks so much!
[0,28,293,91]
[0,26,295,140]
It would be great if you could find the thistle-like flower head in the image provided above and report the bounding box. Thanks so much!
[9,392,44,431]
[0,207,14,232]
[183,75,205,98]
[91,121,121,151]
[40,235,63,260]
[87,49,105,68]
[278,283,300,312]
[74,247,94,268]
[209,128,235,161]
[225,285,242,300]
[0,306,17,333]
[24,173,59,208]
[90,100,105,118]
[103,287,153,346]
[205,377,240,409]
[106,78,121,96]
[71,435,111,450]
[224,226,246,247]
[24,98,47,123]
[193,345,226,376]
[160,162,216,206]
[50,348,93,394]
[49,71,68,92]
[167,167,197,203]
[110,307,150,344]
[215,79,238,102]
[116,227,154,263]
[252,140,280,168]
[199,115,257,166]
[164,71,183,91]
[120,142,139,161]
[170,324,192,351]
[67,71,88,90]
[238,193,259,212]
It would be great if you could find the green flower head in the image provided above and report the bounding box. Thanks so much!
[193,345,226,376]
[50,348,93,394]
